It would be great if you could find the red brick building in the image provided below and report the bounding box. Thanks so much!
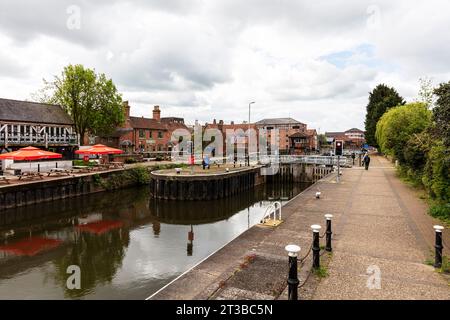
[204,120,258,157]
[97,102,189,154]
[325,128,365,151]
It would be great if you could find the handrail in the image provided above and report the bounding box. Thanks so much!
[260,201,282,224]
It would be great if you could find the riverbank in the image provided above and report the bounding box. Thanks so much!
[150,155,450,300]
[0,161,173,211]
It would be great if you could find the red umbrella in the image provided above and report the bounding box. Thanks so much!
[75,144,123,155]
[0,237,62,256]
[0,146,62,161]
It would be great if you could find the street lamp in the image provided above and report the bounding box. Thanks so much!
[248,101,255,166]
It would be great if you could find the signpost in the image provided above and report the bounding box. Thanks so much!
[335,140,343,183]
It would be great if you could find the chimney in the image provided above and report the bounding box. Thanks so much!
[153,105,161,121]
[123,101,130,119]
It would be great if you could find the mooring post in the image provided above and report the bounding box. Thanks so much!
[324,214,333,252]
[285,244,301,300]
[311,224,321,269]
[433,225,444,268]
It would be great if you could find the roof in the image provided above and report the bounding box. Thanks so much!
[306,129,317,136]
[289,132,307,138]
[345,128,364,133]
[255,118,305,126]
[325,131,345,137]
[0,98,73,125]
[129,116,167,130]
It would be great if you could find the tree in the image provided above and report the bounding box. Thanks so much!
[364,84,405,148]
[35,64,124,143]
[375,102,432,164]
[416,77,435,107]
[433,81,450,147]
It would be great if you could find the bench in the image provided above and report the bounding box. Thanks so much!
[18,171,44,180]
[110,162,125,169]
[47,168,72,176]
[0,176,11,184]
[72,166,93,173]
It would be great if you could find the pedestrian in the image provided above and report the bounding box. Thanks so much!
[363,153,371,170]
[351,152,355,165]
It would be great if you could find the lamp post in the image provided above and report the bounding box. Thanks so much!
[248,101,255,166]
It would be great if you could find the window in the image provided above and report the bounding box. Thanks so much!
[158,131,163,139]
[139,129,145,138]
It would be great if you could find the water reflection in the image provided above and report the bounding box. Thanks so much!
[0,182,309,299]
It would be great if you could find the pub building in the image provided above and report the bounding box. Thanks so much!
[0,98,79,159]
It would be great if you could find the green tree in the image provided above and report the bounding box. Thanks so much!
[376,102,432,164]
[433,81,450,147]
[35,64,124,143]
[365,84,405,148]
[416,77,435,107]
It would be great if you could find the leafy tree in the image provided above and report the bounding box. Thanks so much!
[375,102,432,164]
[317,134,328,147]
[365,84,405,147]
[416,77,435,107]
[433,81,450,147]
[35,64,124,143]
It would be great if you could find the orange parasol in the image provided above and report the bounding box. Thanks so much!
[0,146,62,161]
[75,144,123,155]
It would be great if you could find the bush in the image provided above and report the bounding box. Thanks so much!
[422,142,450,201]
[124,157,137,164]
[73,159,97,167]
[429,202,450,224]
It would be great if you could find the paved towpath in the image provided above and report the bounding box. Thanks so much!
[313,155,449,299]
[151,155,449,300]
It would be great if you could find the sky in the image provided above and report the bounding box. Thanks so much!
[0,0,449,132]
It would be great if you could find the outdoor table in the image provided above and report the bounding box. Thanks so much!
[0,176,11,184]
[47,168,71,176]
[72,166,92,173]
[110,162,125,169]
[18,171,44,180]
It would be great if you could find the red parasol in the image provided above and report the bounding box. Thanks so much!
[77,220,124,235]
[0,237,62,256]
[0,146,62,161]
[75,144,123,155]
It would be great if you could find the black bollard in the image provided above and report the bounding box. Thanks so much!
[433,225,444,268]
[311,225,321,269]
[324,214,333,252]
[285,244,301,300]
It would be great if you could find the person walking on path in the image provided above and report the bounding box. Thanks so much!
[363,152,371,170]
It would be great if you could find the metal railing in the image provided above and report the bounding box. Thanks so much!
[0,133,78,145]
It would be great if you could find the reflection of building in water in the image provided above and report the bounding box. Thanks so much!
[187,225,194,256]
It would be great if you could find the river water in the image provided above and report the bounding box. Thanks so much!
[0,182,309,299]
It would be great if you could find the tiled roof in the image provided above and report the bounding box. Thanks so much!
[129,116,167,130]
[0,98,73,125]
[255,118,305,126]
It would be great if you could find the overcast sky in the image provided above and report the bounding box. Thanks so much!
[0,0,449,132]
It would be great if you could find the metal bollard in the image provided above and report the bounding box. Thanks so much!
[324,214,333,252]
[285,244,301,300]
[433,225,444,268]
[311,224,321,269]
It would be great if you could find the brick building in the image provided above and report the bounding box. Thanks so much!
[325,128,365,151]
[204,119,258,157]
[97,102,189,154]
